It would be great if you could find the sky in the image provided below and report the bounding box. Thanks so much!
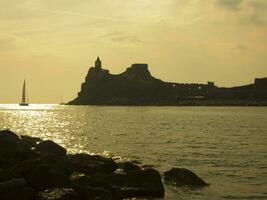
[0,0,267,103]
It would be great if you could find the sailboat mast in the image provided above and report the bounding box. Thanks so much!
[22,80,26,103]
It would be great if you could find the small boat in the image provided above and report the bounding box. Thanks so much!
[59,93,65,105]
[20,79,29,106]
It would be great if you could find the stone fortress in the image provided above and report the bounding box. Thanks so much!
[69,57,267,105]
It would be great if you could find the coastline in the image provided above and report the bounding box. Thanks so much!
[0,130,208,200]
[68,100,267,106]
[68,59,267,106]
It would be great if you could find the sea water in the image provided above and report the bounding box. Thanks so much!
[0,105,266,200]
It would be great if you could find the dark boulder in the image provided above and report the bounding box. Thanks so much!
[36,140,67,157]
[12,156,71,190]
[164,168,208,186]
[0,130,31,158]
[74,185,112,200]
[38,188,80,200]
[69,172,121,199]
[67,154,118,174]
[12,157,49,177]
[0,178,37,200]
[26,164,71,190]
[70,172,111,190]
[21,135,42,148]
[0,168,17,182]
[117,161,141,172]
[102,168,164,198]
[0,130,20,140]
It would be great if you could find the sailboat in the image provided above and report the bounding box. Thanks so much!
[59,93,65,105]
[20,79,29,106]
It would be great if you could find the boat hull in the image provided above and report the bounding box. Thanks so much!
[19,103,29,106]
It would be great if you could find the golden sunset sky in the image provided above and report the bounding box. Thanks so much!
[0,0,267,103]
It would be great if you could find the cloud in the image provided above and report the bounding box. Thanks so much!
[0,37,16,52]
[101,32,142,43]
[215,0,244,11]
[242,13,267,27]
[235,43,247,51]
[239,0,267,27]
[248,0,267,10]
[214,0,267,27]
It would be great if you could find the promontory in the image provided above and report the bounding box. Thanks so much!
[68,57,267,106]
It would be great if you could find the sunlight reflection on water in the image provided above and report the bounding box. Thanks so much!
[0,104,267,199]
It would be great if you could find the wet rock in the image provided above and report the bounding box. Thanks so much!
[0,168,17,182]
[70,172,122,199]
[0,178,36,200]
[141,164,154,169]
[102,168,164,198]
[0,130,30,158]
[49,156,75,176]
[27,164,71,190]
[117,161,141,172]
[0,130,20,140]
[21,135,42,148]
[0,155,20,169]
[67,154,118,175]
[0,177,27,190]
[70,172,110,190]
[131,160,142,165]
[12,156,71,190]
[23,187,38,200]
[74,185,112,200]
[164,168,208,186]
[12,154,74,186]
[37,140,67,157]
[0,130,164,199]
[38,188,79,200]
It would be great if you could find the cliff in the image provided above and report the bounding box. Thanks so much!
[68,58,267,106]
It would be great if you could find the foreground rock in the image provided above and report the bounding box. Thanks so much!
[0,130,31,158]
[0,130,209,199]
[164,168,208,186]
[103,168,165,198]
[38,188,79,200]
[0,130,166,199]
[67,154,118,174]
[37,140,67,157]
[117,161,141,172]
[0,178,36,200]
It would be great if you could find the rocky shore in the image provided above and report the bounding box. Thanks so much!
[0,130,208,200]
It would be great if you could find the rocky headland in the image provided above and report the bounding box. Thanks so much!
[0,129,208,200]
[68,57,267,106]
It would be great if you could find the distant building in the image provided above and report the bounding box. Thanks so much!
[207,81,215,87]
[255,77,267,87]
[95,56,102,70]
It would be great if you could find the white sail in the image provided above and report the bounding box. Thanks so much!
[20,79,29,106]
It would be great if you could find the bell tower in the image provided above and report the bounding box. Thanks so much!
[95,56,102,70]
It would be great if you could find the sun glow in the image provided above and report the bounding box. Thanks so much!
[0,104,59,111]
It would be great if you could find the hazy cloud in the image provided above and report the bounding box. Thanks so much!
[235,43,247,51]
[102,32,142,43]
[214,0,267,27]
[215,0,244,11]
[240,0,267,27]
[248,0,267,10]
[0,37,16,52]
[242,13,267,27]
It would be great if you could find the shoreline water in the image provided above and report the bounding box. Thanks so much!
[1,101,267,106]
[0,105,266,199]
